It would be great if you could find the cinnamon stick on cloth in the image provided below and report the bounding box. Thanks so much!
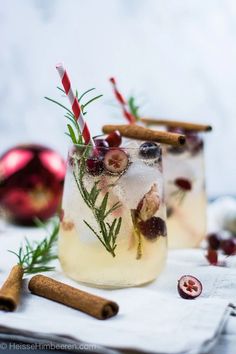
[102,124,185,146]
[140,118,212,132]
[28,275,119,320]
[0,264,24,311]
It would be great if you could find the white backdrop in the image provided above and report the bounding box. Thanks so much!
[1,0,236,197]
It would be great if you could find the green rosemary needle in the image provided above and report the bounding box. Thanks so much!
[45,86,103,145]
[127,96,140,121]
[8,218,59,274]
[73,150,122,257]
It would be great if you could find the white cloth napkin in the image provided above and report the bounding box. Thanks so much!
[0,225,234,354]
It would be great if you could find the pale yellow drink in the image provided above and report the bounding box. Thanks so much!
[141,120,207,249]
[163,133,207,248]
[59,141,167,288]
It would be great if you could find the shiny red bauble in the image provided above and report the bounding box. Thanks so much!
[0,144,66,225]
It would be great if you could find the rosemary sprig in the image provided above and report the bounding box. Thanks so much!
[45,84,122,256]
[131,210,143,259]
[127,96,140,121]
[8,218,59,274]
[73,149,122,257]
[45,87,102,145]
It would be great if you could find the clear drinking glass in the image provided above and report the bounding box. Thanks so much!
[58,139,167,288]
[163,131,207,248]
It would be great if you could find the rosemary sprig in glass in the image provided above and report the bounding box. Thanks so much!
[73,148,122,257]
[46,85,122,256]
[8,218,59,274]
[45,87,103,145]
[127,96,140,121]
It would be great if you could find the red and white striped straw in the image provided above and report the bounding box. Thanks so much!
[109,77,136,124]
[56,63,94,146]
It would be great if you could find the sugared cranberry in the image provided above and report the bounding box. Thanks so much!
[86,156,104,176]
[178,275,202,299]
[138,217,167,240]
[207,233,221,250]
[139,142,162,159]
[105,131,122,147]
[174,178,192,191]
[104,148,129,174]
[221,239,236,256]
[206,249,218,265]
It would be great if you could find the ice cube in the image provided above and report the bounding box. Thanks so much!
[122,138,140,149]
[122,139,140,160]
[115,160,163,209]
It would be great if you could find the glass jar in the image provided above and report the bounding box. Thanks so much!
[163,131,207,248]
[58,140,167,288]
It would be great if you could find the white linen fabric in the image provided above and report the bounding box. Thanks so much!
[0,225,234,354]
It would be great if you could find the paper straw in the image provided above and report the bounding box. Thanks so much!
[109,77,136,124]
[56,63,94,146]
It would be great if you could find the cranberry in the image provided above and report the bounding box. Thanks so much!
[221,239,236,256]
[138,217,167,240]
[178,275,202,299]
[86,155,104,176]
[94,138,109,155]
[186,133,203,155]
[139,142,162,159]
[207,233,221,250]
[174,178,192,191]
[105,131,122,147]
[206,249,218,265]
[104,148,129,174]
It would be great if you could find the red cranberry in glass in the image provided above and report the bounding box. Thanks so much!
[138,217,167,240]
[186,132,204,155]
[105,131,122,147]
[104,148,129,174]
[0,144,66,225]
[174,178,192,191]
[86,155,104,176]
[94,138,109,155]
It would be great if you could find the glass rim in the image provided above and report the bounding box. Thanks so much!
[70,139,162,151]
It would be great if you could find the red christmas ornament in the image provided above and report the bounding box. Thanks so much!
[0,144,66,225]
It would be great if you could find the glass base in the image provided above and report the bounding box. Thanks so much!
[59,266,165,289]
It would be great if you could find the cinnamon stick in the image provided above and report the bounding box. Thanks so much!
[28,275,119,320]
[102,124,185,146]
[0,264,24,311]
[140,118,212,132]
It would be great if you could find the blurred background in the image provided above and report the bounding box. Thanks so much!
[1,0,236,198]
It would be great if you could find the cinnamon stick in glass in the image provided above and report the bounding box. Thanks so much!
[0,264,24,311]
[140,118,212,132]
[28,275,119,320]
[102,124,185,146]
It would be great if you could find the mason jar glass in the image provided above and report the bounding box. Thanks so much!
[58,139,167,288]
[163,130,207,248]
